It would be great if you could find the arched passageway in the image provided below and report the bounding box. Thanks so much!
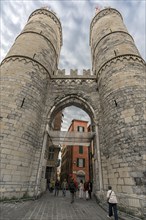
[41,94,103,197]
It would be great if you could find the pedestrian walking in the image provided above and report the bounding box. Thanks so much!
[84,180,89,200]
[61,179,68,197]
[74,179,78,198]
[88,180,92,199]
[107,186,118,220]
[47,178,50,191]
[69,178,76,203]
[50,179,55,193]
[54,179,60,196]
[79,180,84,198]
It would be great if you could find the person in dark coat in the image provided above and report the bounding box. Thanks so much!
[88,180,93,199]
[47,178,50,191]
[84,180,89,200]
[54,179,60,196]
[69,178,76,203]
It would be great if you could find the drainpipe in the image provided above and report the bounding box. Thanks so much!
[35,130,48,197]
[94,122,103,191]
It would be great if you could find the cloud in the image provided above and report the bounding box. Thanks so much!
[61,106,91,131]
[1,0,145,62]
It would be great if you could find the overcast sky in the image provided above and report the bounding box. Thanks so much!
[1,0,146,130]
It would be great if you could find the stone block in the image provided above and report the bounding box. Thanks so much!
[142,154,146,160]
[124,117,133,123]
[128,198,141,208]
[1,148,12,155]
[117,178,124,185]
[114,172,119,178]
[6,164,18,170]
[113,164,119,168]
[119,171,130,178]
[83,69,91,75]
[117,185,122,192]
[70,69,78,75]
[122,185,133,194]
[124,178,135,185]
[120,163,129,167]
[11,175,22,182]
[57,69,65,75]
[121,108,135,118]
[3,174,12,181]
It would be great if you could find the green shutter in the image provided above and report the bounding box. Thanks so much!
[79,146,83,154]
[83,159,85,167]
[77,158,79,167]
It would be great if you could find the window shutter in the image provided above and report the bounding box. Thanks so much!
[83,159,85,167]
[77,158,79,167]
[79,146,83,154]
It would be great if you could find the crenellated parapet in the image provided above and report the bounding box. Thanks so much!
[51,69,96,85]
[54,69,93,77]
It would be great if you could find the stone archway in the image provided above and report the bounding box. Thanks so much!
[47,94,96,127]
[42,93,103,194]
[76,170,86,183]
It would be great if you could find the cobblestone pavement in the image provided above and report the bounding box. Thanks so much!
[0,190,109,220]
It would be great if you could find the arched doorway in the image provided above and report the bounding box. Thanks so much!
[76,170,86,183]
[41,94,103,194]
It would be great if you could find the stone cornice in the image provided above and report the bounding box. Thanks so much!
[96,54,146,82]
[28,8,63,46]
[0,55,51,78]
[51,78,96,86]
[90,8,123,45]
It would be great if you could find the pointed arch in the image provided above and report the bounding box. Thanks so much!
[47,94,97,128]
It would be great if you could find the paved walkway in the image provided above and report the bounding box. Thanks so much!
[0,190,109,220]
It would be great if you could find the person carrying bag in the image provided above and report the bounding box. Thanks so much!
[107,186,118,220]
[84,180,89,200]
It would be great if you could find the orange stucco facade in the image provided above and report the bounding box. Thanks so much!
[61,119,90,183]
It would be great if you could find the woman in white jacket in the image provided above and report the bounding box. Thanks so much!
[107,186,118,220]
[79,180,84,198]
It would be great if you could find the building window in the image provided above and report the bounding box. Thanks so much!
[77,126,85,132]
[79,145,83,154]
[77,158,85,167]
[48,147,54,160]
[46,167,54,179]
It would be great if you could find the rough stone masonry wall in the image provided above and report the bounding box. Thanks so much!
[90,8,146,217]
[0,9,62,199]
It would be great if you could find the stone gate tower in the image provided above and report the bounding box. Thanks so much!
[1,7,146,219]
[1,8,62,197]
[90,8,146,217]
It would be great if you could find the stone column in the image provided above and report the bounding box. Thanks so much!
[90,8,146,217]
[0,8,62,198]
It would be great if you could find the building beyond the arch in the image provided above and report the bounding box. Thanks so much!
[0,7,146,219]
